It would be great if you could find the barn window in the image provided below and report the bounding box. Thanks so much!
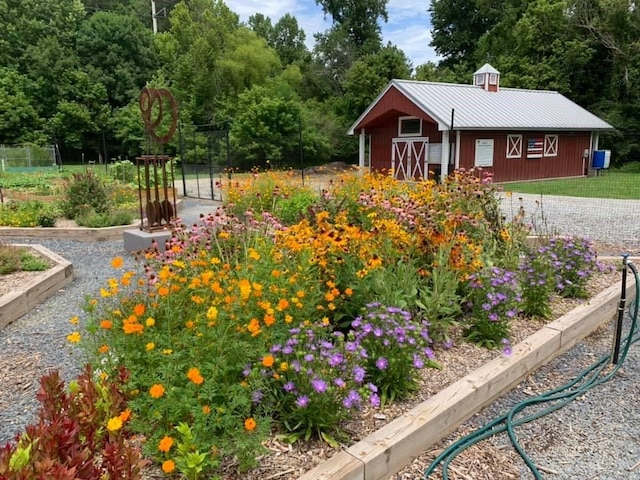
[506,135,522,158]
[398,116,422,137]
[527,137,544,158]
[489,73,498,85]
[474,74,484,86]
[544,135,558,157]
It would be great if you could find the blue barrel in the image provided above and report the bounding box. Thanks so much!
[592,150,605,169]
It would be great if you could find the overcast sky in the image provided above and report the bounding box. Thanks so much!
[223,0,439,68]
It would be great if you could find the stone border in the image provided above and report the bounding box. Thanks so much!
[299,277,636,480]
[0,245,74,330]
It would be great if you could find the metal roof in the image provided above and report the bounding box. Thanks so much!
[348,79,614,134]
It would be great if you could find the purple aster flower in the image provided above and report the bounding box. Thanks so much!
[270,344,282,353]
[334,377,346,388]
[291,360,301,372]
[489,313,499,321]
[252,390,263,404]
[311,378,328,393]
[424,347,435,359]
[295,395,309,408]
[242,365,252,377]
[367,382,378,393]
[353,366,366,383]
[328,352,344,367]
[283,381,296,392]
[374,327,384,337]
[345,341,358,352]
[413,355,424,369]
[304,354,314,362]
[370,393,380,408]
[282,345,294,355]
[342,389,361,409]
[375,357,389,370]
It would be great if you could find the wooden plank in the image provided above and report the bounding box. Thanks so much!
[297,451,364,480]
[0,291,28,330]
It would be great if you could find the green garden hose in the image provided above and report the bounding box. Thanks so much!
[424,257,640,480]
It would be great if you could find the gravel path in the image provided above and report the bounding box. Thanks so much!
[1,194,640,478]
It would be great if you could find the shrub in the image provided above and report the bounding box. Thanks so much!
[519,246,556,318]
[0,243,49,274]
[464,267,521,348]
[61,170,109,219]
[251,323,374,446]
[547,236,606,298]
[348,303,439,405]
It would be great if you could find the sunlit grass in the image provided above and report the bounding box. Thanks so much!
[501,171,640,199]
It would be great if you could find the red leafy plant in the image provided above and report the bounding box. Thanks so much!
[0,365,148,479]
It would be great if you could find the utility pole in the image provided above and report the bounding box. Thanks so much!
[151,0,158,34]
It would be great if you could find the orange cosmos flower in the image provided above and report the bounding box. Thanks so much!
[277,298,289,311]
[247,318,261,337]
[118,409,132,422]
[100,320,113,330]
[187,367,204,385]
[162,460,175,473]
[158,435,174,453]
[149,384,165,399]
[98,345,109,354]
[133,304,145,316]
[262,355,274,368]
[263,314,275,326]
[111,257,124,269]
[185,320,195,329]
[123,322,143,335]
[202,405,211,415]
[244,418,257,431]
[158,286,169,297]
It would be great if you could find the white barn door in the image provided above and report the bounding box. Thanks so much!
[391,137,429,180]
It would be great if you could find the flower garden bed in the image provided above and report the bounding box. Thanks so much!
[0,169,623,479]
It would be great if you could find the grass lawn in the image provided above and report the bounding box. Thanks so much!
[501,171,640,199]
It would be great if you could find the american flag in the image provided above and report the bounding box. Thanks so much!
[527,138,543,157]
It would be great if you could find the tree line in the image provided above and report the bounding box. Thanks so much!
[0,0,637,167]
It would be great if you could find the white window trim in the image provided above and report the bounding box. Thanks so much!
[475,74,484,86]
[544,134,558,157]
[398,116,422,137]
[506,135,522,158]
[489,73,498,85]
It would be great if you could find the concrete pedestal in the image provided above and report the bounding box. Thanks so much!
[123,229,172,253]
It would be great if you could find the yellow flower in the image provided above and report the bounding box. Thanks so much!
[107,416,123,432]
[146,342,155,351]
[145,317,155,327]
[69,316,79,325]
[111,257,124,269]
[206,306,218,322]
[162,460,175,473]
[67,332,81,343]
[149,384,165,399]
[158,435,174,453]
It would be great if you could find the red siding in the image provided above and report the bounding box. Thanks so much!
[353,86,437,131]
[458,132,590,182]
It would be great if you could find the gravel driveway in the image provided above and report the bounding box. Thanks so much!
[1,194,640,479]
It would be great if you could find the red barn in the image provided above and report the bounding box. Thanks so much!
[347,64,615,182]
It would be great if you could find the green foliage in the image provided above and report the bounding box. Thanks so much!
[108,160,138,184]
[415,249,463,344]
[348,303,440,406]
[464,267,521,348]
[0,200,50,227]
[61,170,110,219]
[75,209,134,228]
[273,189,318,225]
[0,367,147,479]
